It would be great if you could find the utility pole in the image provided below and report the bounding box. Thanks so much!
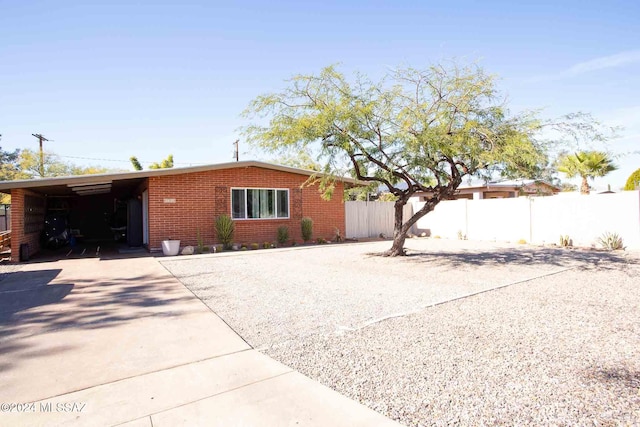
[31,133,51,177]
[233,139,239,162]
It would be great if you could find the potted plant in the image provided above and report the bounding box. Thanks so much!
[162,238,181,256]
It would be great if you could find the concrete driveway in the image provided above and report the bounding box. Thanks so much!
[0,256,398,427]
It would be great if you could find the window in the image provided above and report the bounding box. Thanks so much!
[231,188,289,219]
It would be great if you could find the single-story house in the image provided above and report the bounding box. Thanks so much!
[411,179,560,202]
[0,160,357,262]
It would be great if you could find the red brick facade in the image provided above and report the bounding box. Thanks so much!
[10,189,44,261]
[6,164,347,260]
[147,166,345,250]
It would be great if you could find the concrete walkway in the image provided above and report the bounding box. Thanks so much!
[0,256,398,426]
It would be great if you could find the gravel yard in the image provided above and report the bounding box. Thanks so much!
[163,239,640,426]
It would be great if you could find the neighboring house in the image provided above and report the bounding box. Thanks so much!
[0,161,356,262]
[411,179,560,202]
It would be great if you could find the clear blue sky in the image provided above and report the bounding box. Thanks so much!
[1,0,638,189]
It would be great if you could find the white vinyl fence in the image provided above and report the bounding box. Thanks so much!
[411,191,640,249]
[345,201,413,238]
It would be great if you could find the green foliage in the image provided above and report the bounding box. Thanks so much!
[598,232,624,250]
[196,228,205,253]
[624,168,640,191]
[274,152,322,171]
[556,151,618,194]
[215,214,235,249]
[0,143,23,181]
[18,149,110,178]
[263,241,272,249]
[250,243,259,250]
[276,226,289,246]
[301,217,313,242]
[559,235,572,247]
[244,63,610,256]
[149,154,174,169]
[130,156,143,171]
[377,192,398,202]
[316,237,327,244]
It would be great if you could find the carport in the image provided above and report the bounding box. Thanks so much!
[0,172,150,261]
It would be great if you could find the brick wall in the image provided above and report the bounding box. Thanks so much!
[10,189,44,261]
[147,167,345,250]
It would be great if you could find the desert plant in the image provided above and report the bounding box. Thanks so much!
[263,241,272,249]
[215,214,235,249]
[457,230,463,240]
[301,217,313,242]
[517,239,527,244]
[277,226,289,246]
[250,243,259,250]
[196,228,205,253]
[598,232,624,250]
[559,235,572,247]
[624,168,640,191]
[334,227,343,242]
[316,237,327,244]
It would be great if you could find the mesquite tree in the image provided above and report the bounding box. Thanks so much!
[244,64,590,256]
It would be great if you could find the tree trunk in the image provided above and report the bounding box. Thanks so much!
[580,176,590,195]
[383,201,408,256]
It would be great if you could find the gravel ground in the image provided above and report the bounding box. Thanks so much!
[162,239,640,426]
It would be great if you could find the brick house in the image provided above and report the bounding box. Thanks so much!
[0,161,356,262]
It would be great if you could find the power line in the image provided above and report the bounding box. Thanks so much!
[58,154,208,166]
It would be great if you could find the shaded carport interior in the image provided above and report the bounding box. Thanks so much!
[0,174,148,261]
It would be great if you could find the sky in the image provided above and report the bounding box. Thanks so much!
[1,0,639,190]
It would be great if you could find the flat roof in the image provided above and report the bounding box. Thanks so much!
[0,160,361,192]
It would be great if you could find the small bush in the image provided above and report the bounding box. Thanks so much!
[598,232,624,250]
[250,243,259,250]
[334,227,343,242]
[263,241,272,249]
[517,239,527,244]
[316,237,327,244]
[301,217,313,242]
[215,215,235,249]
[559,235,572,247]
[277,226,289,246]
[196,228,205,253]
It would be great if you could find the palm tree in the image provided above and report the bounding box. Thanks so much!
[557,151,618,194]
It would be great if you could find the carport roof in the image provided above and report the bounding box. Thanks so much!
[0,160,362,192]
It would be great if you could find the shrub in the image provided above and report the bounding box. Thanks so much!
[517,239,527,244]
[316,237,327,244]
[263,241,272,249]
[559,235,572,247]
[250,243,259,250]
[334,227,343,242]
[215,215,235,249]
[301,217,313,242]
[598,232,624,250]
[196,228,205,253]
[277,226,289,246]
[624,168,640,191]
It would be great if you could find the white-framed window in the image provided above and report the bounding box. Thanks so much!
[231,188,289,220]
